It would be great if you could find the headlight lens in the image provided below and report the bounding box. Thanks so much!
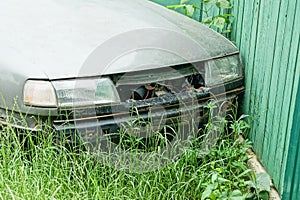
[205,55,242,86]
[24,80,57,107]
[52,78,120,108]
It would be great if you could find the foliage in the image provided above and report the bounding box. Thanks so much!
[0,102,271,199]
[167,0,234,35]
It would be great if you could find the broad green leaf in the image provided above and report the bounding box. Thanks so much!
[229,190,244,200]
[220,191,230,199]
[222,13,234,18]
[167,5,185,10]
[259,191,269,200]
[256,172,271,192]
[202,0,217,5]
[201,16,213,25]
[209,192,218,200]
[184,5,195,17]
[216,0,232,8]
[244,180,256,188]
[213,16,226,30]
[245,193,256,199]
[201,185,213,200]
[214,15,232,24]
[180,0,190,4]
[237,169,253,178]
[231,161,240,167]
[217,177,231,183]
[212,173,218,183]
[202,21,213,25]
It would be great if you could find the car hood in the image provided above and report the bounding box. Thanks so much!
[0,0,238,80]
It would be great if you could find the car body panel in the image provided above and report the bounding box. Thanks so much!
[0,0,244,137]
[0,0,237,78]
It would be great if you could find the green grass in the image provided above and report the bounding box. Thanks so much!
[0,103,266,200]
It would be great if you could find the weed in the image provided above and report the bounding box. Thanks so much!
[167,0,234,35]
[0,101,267,199]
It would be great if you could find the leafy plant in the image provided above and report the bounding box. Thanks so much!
[167,0,234,35]
[201,172,249,200]
[0,100,266,199]
[228,102,251,139]
[244,172,271,200]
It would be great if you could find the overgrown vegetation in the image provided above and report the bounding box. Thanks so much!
[0,102,271,199]
[167,0,234,35]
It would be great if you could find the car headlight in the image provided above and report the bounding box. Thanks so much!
[24,80,57,107]
[52,78,121,108]
[205,55,243,86]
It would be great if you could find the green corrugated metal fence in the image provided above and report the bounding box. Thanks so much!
[283,78,300,199]
[152,0,299,198]
[230,0,300,198]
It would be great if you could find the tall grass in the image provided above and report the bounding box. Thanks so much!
[0,103,258,199]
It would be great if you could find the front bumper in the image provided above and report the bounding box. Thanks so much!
[0,78,244,149]
[52,78,244,146]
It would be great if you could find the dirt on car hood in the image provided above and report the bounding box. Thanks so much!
[0,0,238,80]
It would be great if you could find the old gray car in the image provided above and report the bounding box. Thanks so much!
[0,0,244,150]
